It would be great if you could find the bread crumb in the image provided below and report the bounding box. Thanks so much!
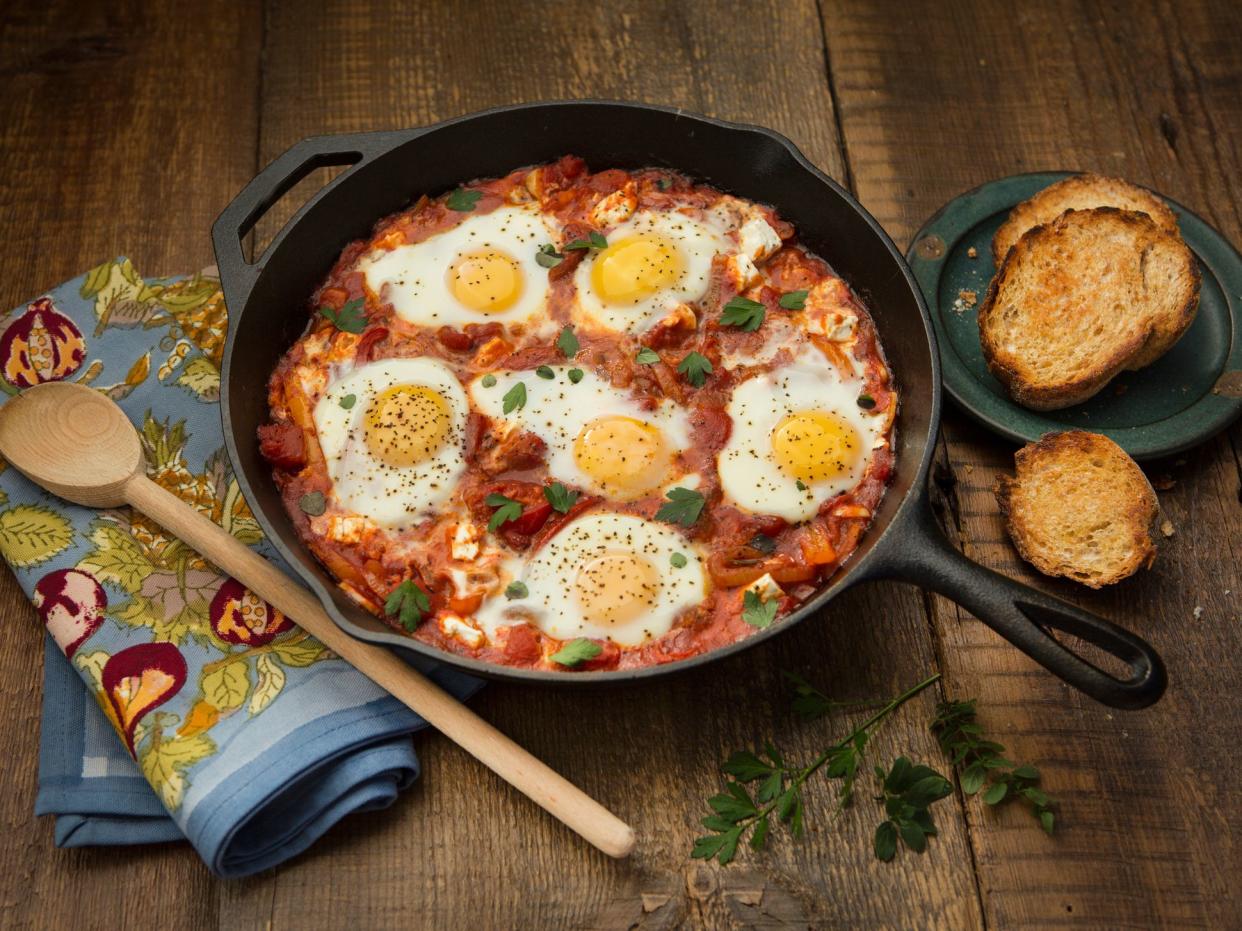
[1160,520,1175,537]
[964,464,974,474]
[1193,605,1204,619]
[967,246,978,258]
[952,289,978,314]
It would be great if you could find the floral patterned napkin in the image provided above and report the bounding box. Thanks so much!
[1,260,479,877]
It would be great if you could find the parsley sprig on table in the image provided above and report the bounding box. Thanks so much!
[872,757,952,861]
[692,673,942,865]
[931,699,1057,834]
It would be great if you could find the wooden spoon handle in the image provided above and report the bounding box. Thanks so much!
[124,474,636,859]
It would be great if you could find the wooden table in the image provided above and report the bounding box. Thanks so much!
[1,1,1238,927]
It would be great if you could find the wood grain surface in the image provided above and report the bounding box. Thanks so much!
[0,0,1238,928]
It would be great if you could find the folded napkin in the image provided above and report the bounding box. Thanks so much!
[0,260,480,877]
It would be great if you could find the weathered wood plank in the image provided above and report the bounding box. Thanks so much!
[219,1,985,928]
[0,0,263,928]
[821,0,1242,926]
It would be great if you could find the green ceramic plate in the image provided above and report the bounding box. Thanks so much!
[907,172,1242,459]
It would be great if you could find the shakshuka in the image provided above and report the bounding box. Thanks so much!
[260,156,896,671]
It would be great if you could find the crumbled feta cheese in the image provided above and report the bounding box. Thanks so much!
[326,514,369,544]
[451,522,479,561]
[738,217,783,262]
[805,311,857,341]
[728,253,762,289]
[591,184,637,228]
[440,613,484,648]
[743,573,783,602]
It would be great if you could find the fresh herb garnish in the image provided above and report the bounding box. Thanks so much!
[384,580,431,632]
[339,393,357,410]
[677,351,713,387]
[543,482,579,513]
[670,552,688,568]
[556,325,580,357]
[298,491,326,516]
[857,393,876,410]
[931,699,1056,834]
[505,581,529,600]
[691,673,942,866]
[536,365,556,380]
[318,297,367,334]
[502,381,527,414]
[779,290,809,310]
[655,486,705,527]
[564,231,608,251]
[721,295,766,331]
[481,374,497,388]
[550,637,602,667]
[485,492,524,532]
[795,479,808,491]
[656,178,673,191]
[748,532,776,555]
[742,589,777,629]
[872,757,953,861]
[567,368,584,384]
[446,188,483,211]
[536,243,563,268]
[636,346,660,365]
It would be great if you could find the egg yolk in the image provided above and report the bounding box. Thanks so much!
[575,552,662,626]
[590,234,684,305]
[364,385,451,467]
[573,416,669,496]
[447,248,524,312]
[771,410,862,483]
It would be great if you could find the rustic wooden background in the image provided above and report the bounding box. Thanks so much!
[1,1,1239,928]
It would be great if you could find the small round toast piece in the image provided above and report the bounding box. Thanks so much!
[992,173,1180,265]
[995,431,1158,588]
[978,208,1200,410]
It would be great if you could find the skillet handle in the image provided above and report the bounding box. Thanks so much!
[874,503,1166,709]
[210,130,409,312]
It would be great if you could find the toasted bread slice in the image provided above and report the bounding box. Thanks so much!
[995,431,1158,588]
[992,173,1179,265]
[978,208,1199,410]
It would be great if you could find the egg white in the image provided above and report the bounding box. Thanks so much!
[359,204,559,329]
[571,210,728,334]
[718,345,886,522]
[469,364,693,497]
[474,511,708,646]
[314,357,468,528]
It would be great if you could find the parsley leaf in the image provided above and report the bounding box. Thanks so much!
[565,231,608,251]
[318,297,368,334]
[485,492,524,532]
[872,756,952,860]
[536,365,555,380]
[446,188,482,211]
[742,589,778,629]
[677,351,713,387]
[656,177,673,191]
[502,381,527,414]
[505,581,529,600]
[796,479,808,491]
[670,552,688,569]
[481,374,497,388]
[655,486,705,527]
[339,394,357,410]
[556,325,580,357]
[298,491,326,516]
[550,637,603,667]
[384,580,431,632]
[748,533,776,555]
[567,368,584,384]
[536,243,563,268]
[721,296,766,331]
[543,482,579,513]
[779,290,809,310]
[636,346,660,365]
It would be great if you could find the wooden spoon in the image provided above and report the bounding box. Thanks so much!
[0,381,635,859]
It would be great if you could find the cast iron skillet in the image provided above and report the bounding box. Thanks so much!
[212,100,1165,708]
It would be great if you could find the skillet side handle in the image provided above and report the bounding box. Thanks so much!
[210,131,407,312]
[875,504,1166,709]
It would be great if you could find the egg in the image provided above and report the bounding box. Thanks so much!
[470,365,693,499]
[314,358,469,528]
[572,210,728,333]
[359,205,559,329]
[717,345,886,522]
[474,511,708,646]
